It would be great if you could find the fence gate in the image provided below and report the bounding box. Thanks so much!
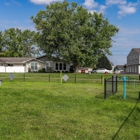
[104,76,118,99]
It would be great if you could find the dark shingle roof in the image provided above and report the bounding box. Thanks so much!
[132,48,140,53]
[0,57,34,63]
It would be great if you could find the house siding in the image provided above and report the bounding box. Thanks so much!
[37,56,70,72]
[25,60,45,72]
[0,55,70,73]
[127,48,140,74]
[0,66,25,73]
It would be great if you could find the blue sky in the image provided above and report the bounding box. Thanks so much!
[0,0,140,66]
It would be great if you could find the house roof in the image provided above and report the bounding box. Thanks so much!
[0,57,35,63]
[0,57,46,64]
[127,48,140,58]
[132,48,140,53]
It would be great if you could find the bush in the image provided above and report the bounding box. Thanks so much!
[69,65,74,73]
[28,68,31,72]
[38,68,46,73]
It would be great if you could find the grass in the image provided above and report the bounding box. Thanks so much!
[0,74,140,139]
[0,72,139,84]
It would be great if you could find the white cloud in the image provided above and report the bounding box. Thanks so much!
[83,0,98,10]
[5,2,11,6]
[4,0,21,6]
[30,0,63,5]
[98,5,107,14]
[108,26,140,65]
[106,0,126,6]
[118,2,137,17]
[11,0,21,6]
[106,0,139,17]
[83,0,107,14]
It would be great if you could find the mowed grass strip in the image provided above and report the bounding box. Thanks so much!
[0,82,140,140]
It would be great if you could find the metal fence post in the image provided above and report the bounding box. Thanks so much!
[104,79,107,99]
[49,74,50,82]
[75,74,76,83]
[24,73,25,82]
[101,75,102,84]
[112,76,114,94]
[116,75,118,92]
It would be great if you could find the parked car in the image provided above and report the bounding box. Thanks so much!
[92,68,110,74]
[115,69,124,74]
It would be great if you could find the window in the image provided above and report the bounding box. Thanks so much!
[133,57,135,61]
[130,58,132,63]
[55,63,58,70]
[59,63,62,70]
[55,63,67,71]
[135,56,138,61]
[46,62,50,68]
[8,64,13,66]
[63,63,66,70]
[31,62,38,71]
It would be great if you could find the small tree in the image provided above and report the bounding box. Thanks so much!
[96,54,112,70]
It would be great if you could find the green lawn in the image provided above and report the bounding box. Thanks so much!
[0,75,140,139]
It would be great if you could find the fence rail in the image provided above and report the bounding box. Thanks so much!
[0,73,105,84]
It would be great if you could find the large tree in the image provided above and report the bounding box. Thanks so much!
[31,1,119,72]
[21,29,40,57]
[0,31,6,57]
[1,28,39,57]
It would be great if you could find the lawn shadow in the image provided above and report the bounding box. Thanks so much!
[112,99,139,140]
[94,92,104,99]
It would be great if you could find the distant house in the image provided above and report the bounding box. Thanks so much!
[126,48,140,74]
[0,55,70,73]
[36,55,70,72]
[115,65,124,74]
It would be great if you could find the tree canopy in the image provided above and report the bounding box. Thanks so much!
[0,28,39,57]
[31,1,119,72]
[0,31,6,57]
[96,54,112,70]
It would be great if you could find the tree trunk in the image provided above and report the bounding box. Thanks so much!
[74,63,79,73]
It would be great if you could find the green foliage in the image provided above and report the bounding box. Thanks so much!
[31,1,119,72]
[69,65,75,73]
[0,31,6,57]
[38,68,46,73]
[0,31,3,52]
[96,54,112,70]
[0,28,39,57]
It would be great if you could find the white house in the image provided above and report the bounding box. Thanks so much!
[126,48,140,74]
[36,55,70,72]
[0,55,70,73]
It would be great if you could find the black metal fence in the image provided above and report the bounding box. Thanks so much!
[0,73,106,84]
[104,75,140,99]
[104,76,118,99]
